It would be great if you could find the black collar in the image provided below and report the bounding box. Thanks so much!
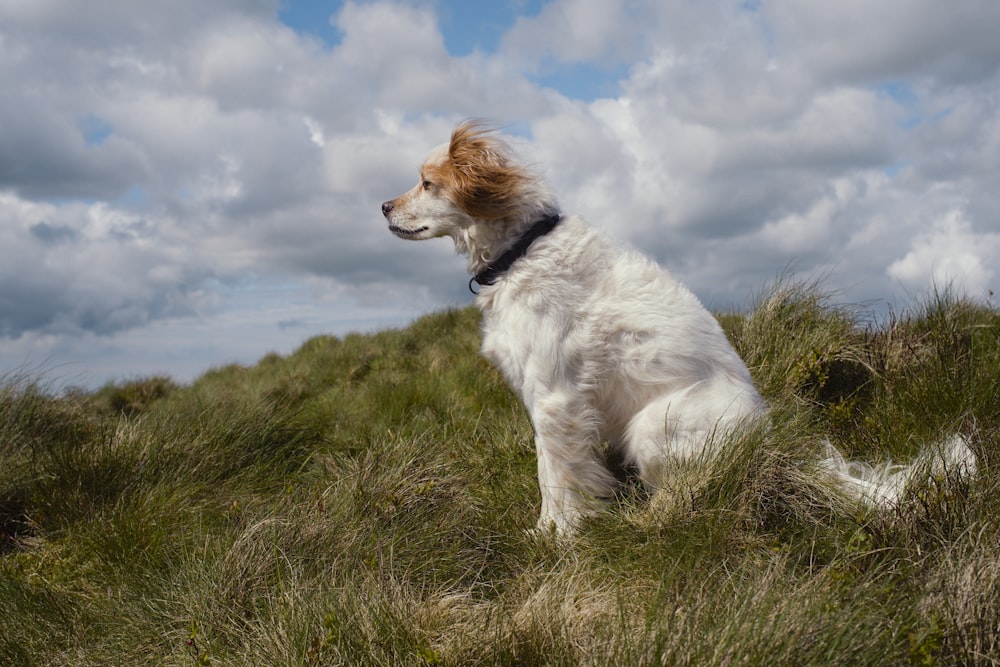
[469,213,562,294]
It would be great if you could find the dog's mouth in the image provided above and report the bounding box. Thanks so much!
[389,224,429,238]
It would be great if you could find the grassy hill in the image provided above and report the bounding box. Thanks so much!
[2,281,999,666]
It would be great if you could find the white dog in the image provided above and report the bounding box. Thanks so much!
[382,121,973,533]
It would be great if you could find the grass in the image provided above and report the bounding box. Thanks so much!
[1,281,998,666]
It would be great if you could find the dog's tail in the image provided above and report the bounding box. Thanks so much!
[817,434,977,507]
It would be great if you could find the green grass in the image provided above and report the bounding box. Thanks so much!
[2,282,998,666]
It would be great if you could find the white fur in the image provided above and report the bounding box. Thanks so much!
[817,433,976,506]
[382,123,975,533]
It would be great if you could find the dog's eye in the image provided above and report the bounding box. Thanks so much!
[421,180,432,191]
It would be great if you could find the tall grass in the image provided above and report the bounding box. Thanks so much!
[1,283,998,666]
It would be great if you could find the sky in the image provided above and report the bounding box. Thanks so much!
[2,0,999,389]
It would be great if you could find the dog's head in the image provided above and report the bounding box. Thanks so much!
[381,121,533,241]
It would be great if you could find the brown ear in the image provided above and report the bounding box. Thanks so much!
[448,121,531,220]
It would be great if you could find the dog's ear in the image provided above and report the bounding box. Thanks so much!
[447,121,531,221]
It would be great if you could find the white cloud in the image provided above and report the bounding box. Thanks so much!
[761,0,1000,84]
[303,116,326,148]
[1,0,998,386]
[502,0,640,66]
[887,209,997,298]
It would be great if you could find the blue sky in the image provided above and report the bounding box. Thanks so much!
[280,1,545,54]
[1,0,999,389]
[278,0,623,100]
[279,0,347,45]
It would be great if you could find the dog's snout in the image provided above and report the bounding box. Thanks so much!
[381,200,394,217]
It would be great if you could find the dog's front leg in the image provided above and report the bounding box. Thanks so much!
[530,393,617,534]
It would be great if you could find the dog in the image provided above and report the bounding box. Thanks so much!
[381,121,974,533]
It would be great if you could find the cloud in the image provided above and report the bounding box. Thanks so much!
[761,0,1000,84]
[1,0,998,386]
[887,209,997,297]
[0,194,214,337]
[502,0,642,66]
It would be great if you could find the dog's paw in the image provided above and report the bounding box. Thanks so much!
[526,516,575,541]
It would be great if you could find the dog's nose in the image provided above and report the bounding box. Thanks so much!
[381,201,394,216]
